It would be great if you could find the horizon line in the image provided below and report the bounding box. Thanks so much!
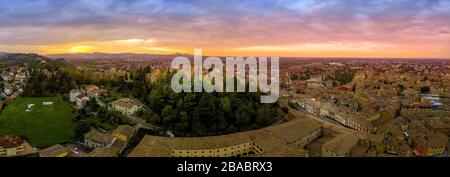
[2,51,450,60]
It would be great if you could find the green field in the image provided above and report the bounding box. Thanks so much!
[0,97,75,148]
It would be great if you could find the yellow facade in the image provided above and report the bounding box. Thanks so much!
[56,152,69,157]
[427,147,445,156]
[113,134,128,142]
[171,142,256,157]
[0,145,24,156]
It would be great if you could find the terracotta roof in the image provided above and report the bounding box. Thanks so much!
[427,133,448,148]
[89,140,126,157]
[0,135,23,148]
[85,130,116,145]
[323,133,360,155]
[77,94,88,99]
[128,118,321,157]
[112,125,134,138]
[39,144,69,157]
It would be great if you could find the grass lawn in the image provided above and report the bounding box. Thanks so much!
[0,97,75,148]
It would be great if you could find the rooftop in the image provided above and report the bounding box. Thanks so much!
[322,133,360,155]
[112,125,135,139]
[89,140,126,157]
[85,130,116,145]
[0,135,23,148]
[39,144,69,157]
[128,118,321,157]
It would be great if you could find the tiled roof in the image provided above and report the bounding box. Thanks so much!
[128,118,321,157]
[0,135,23,148]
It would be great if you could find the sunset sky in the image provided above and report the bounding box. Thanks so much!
[0,0,449,58]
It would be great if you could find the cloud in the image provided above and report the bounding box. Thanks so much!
[0,0,448,57]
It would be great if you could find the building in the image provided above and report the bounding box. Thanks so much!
[3,83,13,96]
[411,132,448,156]
[128,118,322,157]
[305,135,335,157]
[380,132,414,156]
[0,101,4,112]
[111,124,135,142]
[305,77,323,89]
[84,130,117,149]
[298,99,374,133]
[426,133,448,156]
[76,94,90,109]
[0,135,25,157]
[64,144,89,157]
[85,85,100,98]
[69,89,82,102]
[322,133,360,157]
[89,140,127,157]
[376,118,414,156]
[39,144,70,157]
[423,117,450,136]
[110,98,142,116]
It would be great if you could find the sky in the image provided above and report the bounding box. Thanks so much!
[0,0,449,58]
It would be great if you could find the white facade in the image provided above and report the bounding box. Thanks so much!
[70,90,82,102]
[76,96,89,109]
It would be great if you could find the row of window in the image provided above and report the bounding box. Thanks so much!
[86,140,108,148]
[173,150,255,157]
[171,143,257,157]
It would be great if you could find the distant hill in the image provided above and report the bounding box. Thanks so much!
[45,52,191,60]
[0,53,54,69]
[0,52,8,57]
[29,52,450,62]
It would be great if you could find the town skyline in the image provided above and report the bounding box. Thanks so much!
[1,51,450,60]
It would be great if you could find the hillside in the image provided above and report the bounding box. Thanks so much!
[45,52,190,60]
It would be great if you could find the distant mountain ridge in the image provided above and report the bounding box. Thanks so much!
[1,52,446,61]
[0,52,9,57]
[46,52,190,60]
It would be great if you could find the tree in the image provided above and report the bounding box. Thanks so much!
[235,103,253,127]
[162,105,177,126]
[174,111,190,134]
[144,113,161,124]
[281,105,289,114]
[74,121,90,140]
[256,105,276,127]
[335,70,355,85]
